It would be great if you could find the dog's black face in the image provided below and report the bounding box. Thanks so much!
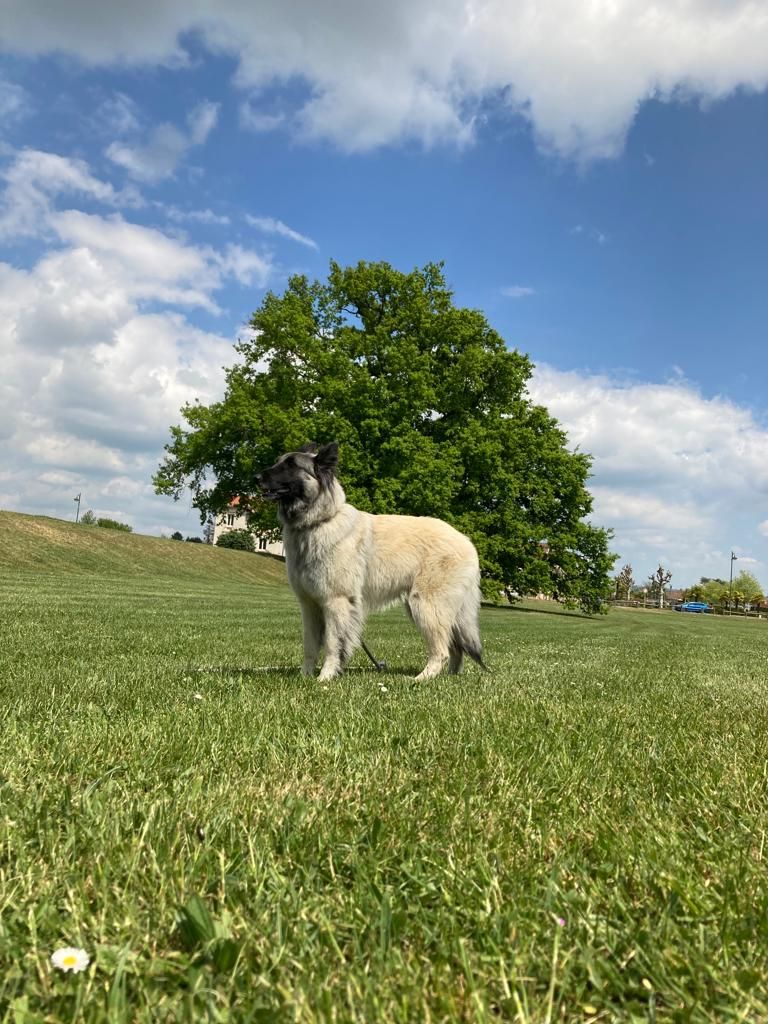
[256,442,338,509]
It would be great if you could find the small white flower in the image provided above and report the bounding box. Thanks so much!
[51,947,90,973]
[192,693,204,701]
[379,685,388,693]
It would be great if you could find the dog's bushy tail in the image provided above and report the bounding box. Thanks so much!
[451,589,488,670]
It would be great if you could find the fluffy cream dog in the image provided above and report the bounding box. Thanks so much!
[256,442,485,681]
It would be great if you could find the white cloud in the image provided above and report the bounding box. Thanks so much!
[25,434,129,472]
[94,92,141,136]
[246,214,318,250]
[164,205,230,226]
[0,281,239,531]
[0,148,141,239]
[106,101,219,182]
[0,143,276,534]
[528,365,768,587]
[501,285,535,299]
[187,100,219,144]
[0,169,274,320]
[571,225,608,245]
[759,521,768,538]
[0,78,29,123]
[4,2,768,160]
[239,102,285,133]
[215,244,272,287]
[40,211,226,315]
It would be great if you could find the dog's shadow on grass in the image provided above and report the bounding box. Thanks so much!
[188,663,420,680]
[482,601,595,621]
[190,664,299,679]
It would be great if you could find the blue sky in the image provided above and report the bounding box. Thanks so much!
[2,1,768,590]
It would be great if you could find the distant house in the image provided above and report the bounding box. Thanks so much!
[208,497,284,556]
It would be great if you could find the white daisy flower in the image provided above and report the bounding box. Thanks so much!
[51,947,90,973]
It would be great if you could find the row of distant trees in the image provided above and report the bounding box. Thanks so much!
[613,563,765,611]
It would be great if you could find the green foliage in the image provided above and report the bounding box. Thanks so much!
[155,260,616,613]
[216,528,255,552]
[171,531,184,541]
[732,570,764,608]
[615,563,634,600]
[96,517,133,533]
[701,579,729,608]
[185,536,203,543]
[700,577,729,606]
[79,509,97,525]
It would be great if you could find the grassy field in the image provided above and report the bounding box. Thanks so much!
[2,512,768,1022]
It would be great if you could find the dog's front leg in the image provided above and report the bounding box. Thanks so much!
[318,596,362,681]
[299,597,324,676]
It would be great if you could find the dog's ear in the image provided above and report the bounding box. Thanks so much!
[315,442,339,481]
[299,442,318,454]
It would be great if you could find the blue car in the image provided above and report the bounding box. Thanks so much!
[673,601,710,613]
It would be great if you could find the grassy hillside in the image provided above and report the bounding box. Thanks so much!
[0,510,287,585]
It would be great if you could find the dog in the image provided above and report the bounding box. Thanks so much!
[256,442,485,681]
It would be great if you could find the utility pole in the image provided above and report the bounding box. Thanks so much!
[729,551,737,615]
[74,493,81,523]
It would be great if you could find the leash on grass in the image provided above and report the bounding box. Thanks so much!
[361,639,387,672]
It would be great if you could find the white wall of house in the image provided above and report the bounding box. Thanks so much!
[209,505,284,556]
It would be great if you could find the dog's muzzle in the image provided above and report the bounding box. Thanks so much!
[255,473,286,501]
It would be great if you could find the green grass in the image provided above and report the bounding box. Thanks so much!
[2,512,768,1022]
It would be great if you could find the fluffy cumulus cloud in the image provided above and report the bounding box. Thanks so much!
[528,365,768,587]
[0,149,141,239]
[0,145,273,535]
[3,1,768,159]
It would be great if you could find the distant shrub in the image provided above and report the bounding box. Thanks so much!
[79,510,97,525]
[171,531,184,541]
[96,517,133,533]
[186,536,203,543]
[216,529,255,552]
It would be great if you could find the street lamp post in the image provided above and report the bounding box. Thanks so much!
[73,493,81,524]
[643,587,648,609]
[729,551,737,615]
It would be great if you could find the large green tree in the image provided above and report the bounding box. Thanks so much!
[731,570,764,610]
[154,261,616,612]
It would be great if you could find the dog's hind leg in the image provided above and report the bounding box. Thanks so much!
[318,595,363,681]
[448,644,464,675]
[299,597,325,676]
[409,592,452,680]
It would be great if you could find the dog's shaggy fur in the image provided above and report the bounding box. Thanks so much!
[257,442,485,681]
